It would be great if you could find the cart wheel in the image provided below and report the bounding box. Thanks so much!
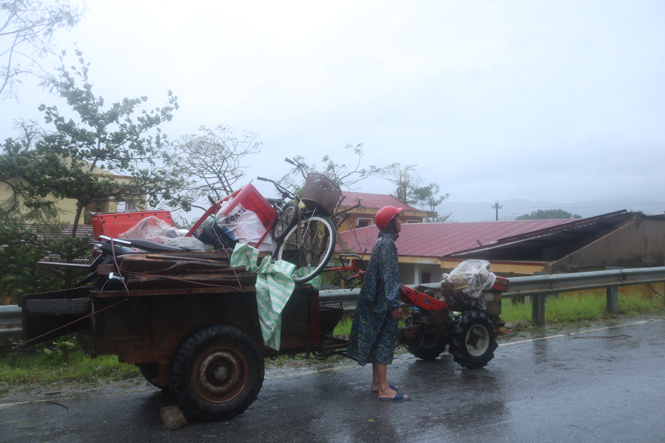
[273,203,298,242]
[403,315,448,360]
[449,310,498,369]
[169,324,264,421]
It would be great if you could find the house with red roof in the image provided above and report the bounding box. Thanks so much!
[336,210,665,286]
[335,191,428,232]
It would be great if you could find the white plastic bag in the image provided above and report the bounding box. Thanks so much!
[163,236,207,252]
[119,216,206,252]
[217,199,276,253]
[119,216,177,244]
[444,260,497,310]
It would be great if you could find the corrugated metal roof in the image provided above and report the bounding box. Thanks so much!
[336,211,631,258]
[337,219,572,257]
[449,210,631,257]
[339,192,420,211]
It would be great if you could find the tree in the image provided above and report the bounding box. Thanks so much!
[0,216,86,301]
[380,163,448,221]
[516,209,582,220]
[409,182,449,222]
[279,144,388,192]
[380,163,416,203]
[1,0,84,99]
[0,51,187,291]
[168,125,261,209]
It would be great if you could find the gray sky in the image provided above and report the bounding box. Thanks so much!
[3,0,665,218]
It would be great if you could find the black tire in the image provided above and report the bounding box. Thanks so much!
[169,324,264,422]
[136,362,169,390]
[276,215,336,284]
[273,203,298,242]
[403,315,448,360]
[449,310,498,369]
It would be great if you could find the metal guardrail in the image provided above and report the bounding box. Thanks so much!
[2,267,664,338]
[320,266,665,325]
[0,305,22,339]
[503,266,665,296]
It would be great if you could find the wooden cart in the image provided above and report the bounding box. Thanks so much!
[20,251,346,421]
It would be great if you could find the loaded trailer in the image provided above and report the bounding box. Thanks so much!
[19,251,346,421]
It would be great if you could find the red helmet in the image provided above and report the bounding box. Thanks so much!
[375,206,403,230]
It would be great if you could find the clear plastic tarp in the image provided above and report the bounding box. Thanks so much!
[442,259,497,310]
[119,216,206,252]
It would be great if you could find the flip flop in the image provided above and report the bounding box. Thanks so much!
[379,391,411,401]
[372,384,399,393]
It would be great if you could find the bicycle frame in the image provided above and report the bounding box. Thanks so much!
[185,184,278,248]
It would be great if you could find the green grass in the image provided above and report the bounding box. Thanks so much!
[502,291,665,327]
[0,346,140,387]
[332,316,408,336]
[333,316,353,335]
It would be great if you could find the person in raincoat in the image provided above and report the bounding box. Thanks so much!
[348,206,410,401]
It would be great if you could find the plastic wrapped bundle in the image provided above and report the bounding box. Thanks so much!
[442,260,497,310]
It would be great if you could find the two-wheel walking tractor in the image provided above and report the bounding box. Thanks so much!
[19,252,508,422]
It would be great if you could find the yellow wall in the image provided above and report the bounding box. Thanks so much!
[335,206,428,233]
[439,259,548,277]
[0,168,144,224]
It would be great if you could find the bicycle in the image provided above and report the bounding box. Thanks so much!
[188,158,339,284]
[258,158,339,284]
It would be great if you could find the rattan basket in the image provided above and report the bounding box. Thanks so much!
[301,172,342,216]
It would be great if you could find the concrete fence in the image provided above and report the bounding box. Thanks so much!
[2,266,665,340]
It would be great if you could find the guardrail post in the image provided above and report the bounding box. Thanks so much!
[605,266,619,314]
[606,286,619,314]
[531,272,546,326]
[532,294,545,326]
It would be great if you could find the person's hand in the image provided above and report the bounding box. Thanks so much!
[392,307,403,320]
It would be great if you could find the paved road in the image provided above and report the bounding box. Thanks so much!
[1,318,664,443]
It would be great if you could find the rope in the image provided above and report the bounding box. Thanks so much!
[13,297,128,351]
[647,284,664,298]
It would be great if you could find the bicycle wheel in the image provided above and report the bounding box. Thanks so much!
[272,203,298,242]
[276,215,336,284]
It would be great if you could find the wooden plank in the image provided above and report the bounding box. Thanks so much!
[91,286,256,297]
[117,255,239,274]
[25,298,90,314]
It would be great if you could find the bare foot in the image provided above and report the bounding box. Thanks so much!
[372,384,399,392]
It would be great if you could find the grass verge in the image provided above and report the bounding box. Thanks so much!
[0,343,139,390]
[501,290,665,328]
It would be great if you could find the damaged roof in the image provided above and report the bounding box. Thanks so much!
[336,210,633,259]
[445,210,633,260]
[338,192,421,211]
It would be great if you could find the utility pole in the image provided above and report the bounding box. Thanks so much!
[491,201,502,221]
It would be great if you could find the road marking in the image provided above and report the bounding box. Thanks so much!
[498,318,661,347]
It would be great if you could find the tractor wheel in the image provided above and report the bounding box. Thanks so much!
[403,315,448,360]
[449,310,498,369]
[169,324,264,422]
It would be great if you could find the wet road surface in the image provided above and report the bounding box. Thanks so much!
[1,318,664,442]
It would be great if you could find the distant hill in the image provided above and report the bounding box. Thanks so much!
[438,197,665,223]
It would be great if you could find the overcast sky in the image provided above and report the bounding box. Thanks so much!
[3,0,665,219]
